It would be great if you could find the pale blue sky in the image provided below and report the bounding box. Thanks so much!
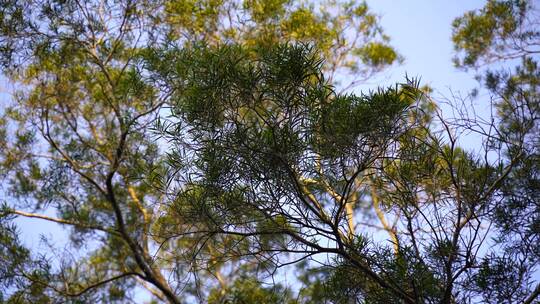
[364,0,484,93]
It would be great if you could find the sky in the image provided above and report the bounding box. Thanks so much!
[361,0,493,156]
[3,0,516,301]
[364,0,484,93]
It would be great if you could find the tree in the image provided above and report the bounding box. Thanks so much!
[0,1,537,303]
[451,0,539,68]
[150,42,536,303]
[0,0,400,302]
[452,1,539,302]
[159,0,402,87]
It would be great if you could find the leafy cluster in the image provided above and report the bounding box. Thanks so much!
[452,0,539,68]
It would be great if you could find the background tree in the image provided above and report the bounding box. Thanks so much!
[452,0,539,68]
[159,0,402,87]
[452,0,539,302]
[0,1,180,302]
[0,0,401,302]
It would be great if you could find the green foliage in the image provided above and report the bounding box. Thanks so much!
[324,249,443,303]
[452,1,539,302]
[0,0,402,298]
[161,0,401,84]
[0,214,54,303]
[314,84,416,160]
[153,38,539,302]
[356,42,399,68]
[485,58,539,299]
[452,0,539,68]
[467,255,531,303]
[208,276,295,304]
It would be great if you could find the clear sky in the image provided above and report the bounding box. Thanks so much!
[364,0,485,94]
